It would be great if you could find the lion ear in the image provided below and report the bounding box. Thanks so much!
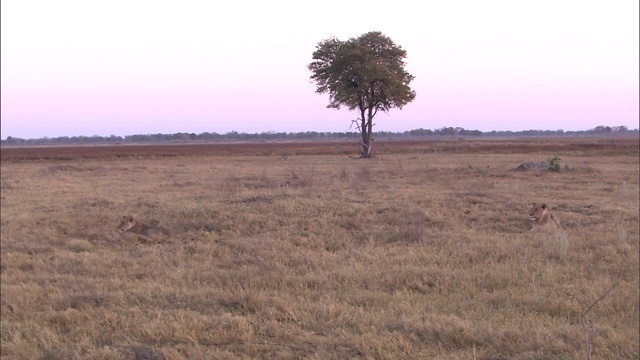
[541,203,547,209]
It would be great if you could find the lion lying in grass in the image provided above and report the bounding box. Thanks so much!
[118,215,173,238]
[529,203,562,231]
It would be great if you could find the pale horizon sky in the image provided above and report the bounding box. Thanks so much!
[1,1,638,140]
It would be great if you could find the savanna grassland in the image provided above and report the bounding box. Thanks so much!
[1,138,638,359]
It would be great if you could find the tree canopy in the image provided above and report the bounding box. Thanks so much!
[308,31,416,157]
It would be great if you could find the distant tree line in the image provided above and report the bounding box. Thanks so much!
[1,125,636,147]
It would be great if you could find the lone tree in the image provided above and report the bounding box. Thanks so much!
[308,31,416,158]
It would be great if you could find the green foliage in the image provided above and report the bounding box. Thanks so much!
[547,156,561,172]
[3,126,638,146]
[308,31,416,112]
[468,164,489,176]
[308,31,416,157]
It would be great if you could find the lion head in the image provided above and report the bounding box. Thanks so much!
[529,203,548,222]
[117,215,137,232]
[529,203,561,230]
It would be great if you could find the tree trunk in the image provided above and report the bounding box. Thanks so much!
[360,107,373,158]
[361,137,373,158]
[365,106,375,158]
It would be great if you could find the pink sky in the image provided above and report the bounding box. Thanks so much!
[1,1,638,139]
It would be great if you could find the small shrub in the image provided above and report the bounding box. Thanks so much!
[468,164,488,176]
[547,156,561,172]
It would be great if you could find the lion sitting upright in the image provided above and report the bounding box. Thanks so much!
[529,203,562,231]
[118,215,173,239]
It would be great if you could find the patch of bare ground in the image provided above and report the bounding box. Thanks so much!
[1,138,638,359]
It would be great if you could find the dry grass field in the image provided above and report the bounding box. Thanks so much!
[1,138,638,359]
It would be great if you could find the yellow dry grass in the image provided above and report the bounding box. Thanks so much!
[1,142,638,359]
